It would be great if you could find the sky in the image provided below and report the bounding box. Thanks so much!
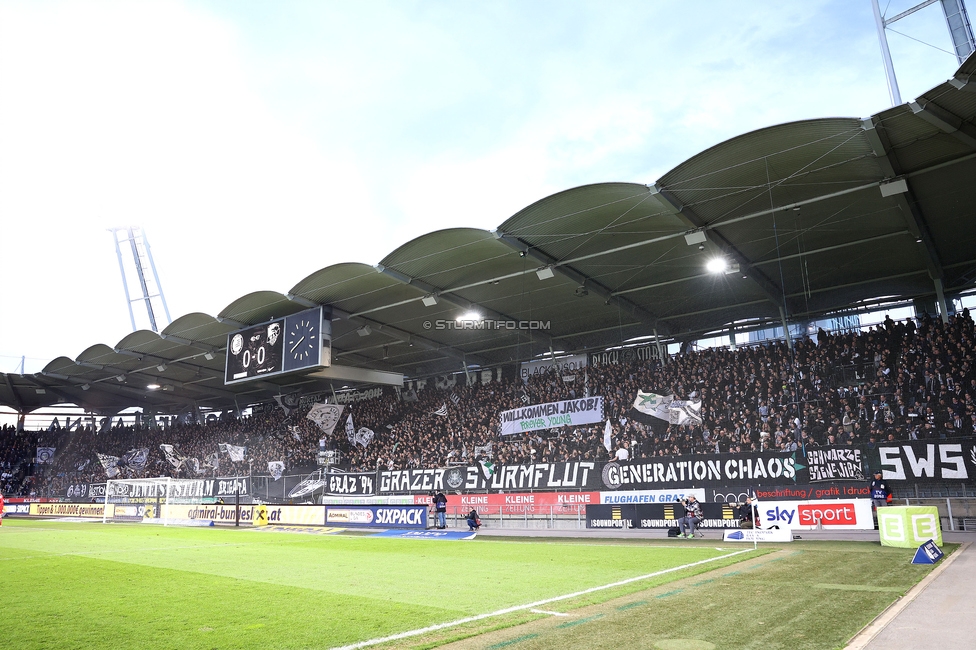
[0,0,967,377]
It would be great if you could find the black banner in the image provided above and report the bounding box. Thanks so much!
[870,440,976,482]
[325,471,376,496]
[586,503,741,529]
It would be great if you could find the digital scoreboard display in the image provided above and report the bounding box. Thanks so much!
[224,307,329,384]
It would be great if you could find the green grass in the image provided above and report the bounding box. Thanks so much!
[0,520,753,649]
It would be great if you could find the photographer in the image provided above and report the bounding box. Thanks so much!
[738,496,758,529]
[677,494,702,539]
[466,508,482,532]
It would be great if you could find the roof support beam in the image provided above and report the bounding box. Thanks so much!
[861,117,947,321]
[909,100,976,150]
[491,230,672,336]
[3,373,23,412]
[328,304,485,368]
[648,184,790,314]
[373,264,556,349]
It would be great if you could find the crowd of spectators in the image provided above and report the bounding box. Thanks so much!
[0,309,973,496]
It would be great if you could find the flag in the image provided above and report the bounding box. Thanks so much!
[35,447,56,464]
[632,391,674,422]
[478,459,495,481]
[450,392,460,406]
[433,403,448,417]
[160,444,186,469]
[307,403,344,435]
[268,461,286,481]
[205,451,220,472]
[603,420,612,452]
[461,442,467,459]
[289,425,303,442]
[355,427,375,448]
[669,399,703,426]
[219,443,246,462]
[344,414,356,444]
[274,393,301,416]
[520,392,530,405]
[96,453,120,479]
[186,458,205,475]
[120,448,149,471]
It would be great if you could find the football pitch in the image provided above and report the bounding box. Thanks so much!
[0,519,947,649]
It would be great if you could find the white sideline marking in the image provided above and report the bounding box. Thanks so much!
[329,548,754,650]
[530,609,569,617]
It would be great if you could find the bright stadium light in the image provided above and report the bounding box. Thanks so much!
[456,311,481,322]
[147,384,161,390]
[706,258,728,274]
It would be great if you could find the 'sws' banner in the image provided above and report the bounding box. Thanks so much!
[869,440,976,482]
[499,397,604,435]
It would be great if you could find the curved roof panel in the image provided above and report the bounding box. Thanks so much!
[6,58,976,414]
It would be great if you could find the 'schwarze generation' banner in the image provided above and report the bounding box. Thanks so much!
[499,397,604,435]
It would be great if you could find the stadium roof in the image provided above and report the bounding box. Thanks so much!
[4,55,976,417]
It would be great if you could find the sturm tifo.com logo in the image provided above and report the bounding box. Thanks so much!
[423,319,551,331]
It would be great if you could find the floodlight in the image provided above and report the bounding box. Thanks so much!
[684,230,707,246]
[536,266,555,280]
[706,258,728,274]
[204,352,215,361]
[422,294,438,307]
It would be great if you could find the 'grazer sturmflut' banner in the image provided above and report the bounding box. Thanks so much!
[377,450,806,494]
[499,397,604,435]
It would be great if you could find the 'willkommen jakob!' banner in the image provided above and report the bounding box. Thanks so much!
[499,397,604,435]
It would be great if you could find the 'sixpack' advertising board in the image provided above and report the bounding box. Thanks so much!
[324,505,427,528]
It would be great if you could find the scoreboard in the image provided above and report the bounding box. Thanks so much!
[224,307,331,384]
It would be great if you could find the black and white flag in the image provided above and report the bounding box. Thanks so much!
[268,461,286,481]
[159,444,185,470]
[433,403,448,417]
[120,448,149,471]
[307,403,344,435]
[219,443,246,463]
[96,453,120,479]
[36,447,56,464]
[354,427,375,448]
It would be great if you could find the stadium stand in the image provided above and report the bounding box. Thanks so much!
[2,309,973,497]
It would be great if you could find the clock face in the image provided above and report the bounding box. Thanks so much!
[287,318,318,363]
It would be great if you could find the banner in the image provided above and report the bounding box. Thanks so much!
[520,354,588,381]
[871,440,976,482]
[219,443,246,463]
[326,471,376,496]
[499,397,604,435]
[333,387,384,404]
[344,415,355,444]
[306,403,344,435]
[805,448,863,482]
[590,343,661,367]
[35,447,56,464]
[445,491,600,515]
